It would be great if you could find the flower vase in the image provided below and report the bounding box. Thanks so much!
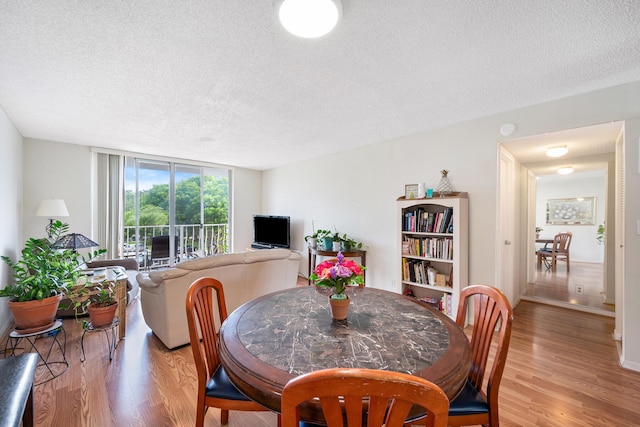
[329,295,350,320]
[437,170,454,197]
[332,241,341,252]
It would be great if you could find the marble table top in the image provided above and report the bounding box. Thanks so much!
[219,286,470,414]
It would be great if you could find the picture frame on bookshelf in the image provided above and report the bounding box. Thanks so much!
[405,184,420,199]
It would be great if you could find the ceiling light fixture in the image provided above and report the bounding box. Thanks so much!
[546,146,568,157]
[277,0,342,38]
[557,166,574,175]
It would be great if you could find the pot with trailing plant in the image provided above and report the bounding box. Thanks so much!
[310,252,365,321]
[0,221,106,333]
[304,229,331,249]
[85,280,118,328]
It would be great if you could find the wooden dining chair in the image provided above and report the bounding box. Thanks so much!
[281,367,450,427]
[536,231,572,271]
[447,285,513,427]
[185,277,271,426]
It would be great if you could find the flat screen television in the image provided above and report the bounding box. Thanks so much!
[252,215,291,249]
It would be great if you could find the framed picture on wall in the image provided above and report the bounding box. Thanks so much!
[546,197,596,225]
[405,184,420,199]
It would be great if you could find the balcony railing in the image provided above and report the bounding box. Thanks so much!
[122,224,229,268]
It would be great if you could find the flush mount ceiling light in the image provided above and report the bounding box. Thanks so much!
[557,166,574,175]
[277,0,342,38]
[546,146,569,157]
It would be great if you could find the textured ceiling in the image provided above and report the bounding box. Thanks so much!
[1,1,640,170]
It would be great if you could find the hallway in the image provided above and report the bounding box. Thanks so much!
[521,261,614,316]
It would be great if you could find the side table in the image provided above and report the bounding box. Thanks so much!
[308,247,367,285]
[4,320,68,386]
[80,318,120,362]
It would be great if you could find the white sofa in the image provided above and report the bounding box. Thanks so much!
[136,249,301,349]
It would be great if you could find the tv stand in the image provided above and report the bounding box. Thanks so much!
[251,243,281,250]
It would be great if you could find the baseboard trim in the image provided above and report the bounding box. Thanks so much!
[520,295,615,317]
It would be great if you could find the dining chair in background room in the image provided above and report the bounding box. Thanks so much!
[536,231,572,271]
[281,367,450,427]
[186,277,272,427]
[447,284,514,427]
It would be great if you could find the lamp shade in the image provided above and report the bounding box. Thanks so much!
[36,199,69,218]
[52,233,99,251]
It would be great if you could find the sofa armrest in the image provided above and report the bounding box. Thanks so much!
[136,272,160,289]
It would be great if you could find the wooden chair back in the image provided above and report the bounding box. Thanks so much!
[186,277,269,426]
[449,284,514,427]
[281,368,450,427]
[186,277,228,384]
[551,232,572,254]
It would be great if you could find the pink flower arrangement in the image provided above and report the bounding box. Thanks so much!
[310,252,365,299]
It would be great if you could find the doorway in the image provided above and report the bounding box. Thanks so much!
[499,121,623,316]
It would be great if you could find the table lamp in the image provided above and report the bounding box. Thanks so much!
[52,233,99,252]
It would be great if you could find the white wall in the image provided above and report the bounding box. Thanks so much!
[231,168,263,251]
[622,117,640,371]
[0,108,24,337]
[23,139,93,243]
[536,171,606,263]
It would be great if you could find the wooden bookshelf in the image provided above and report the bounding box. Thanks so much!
[397,192,468,319]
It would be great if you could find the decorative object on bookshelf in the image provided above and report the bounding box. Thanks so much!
[309,252,365,321]
[405,184,421,199]
[436,170,454,197]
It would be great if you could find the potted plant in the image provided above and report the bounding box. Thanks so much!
[304,229,331,249]
[331,232,342,251]
[85,279,118,328]
[0,220,106,332]
[310,252,365,321]
[535,227,543,239]
[596,223,605,245]
[338,234,362,251]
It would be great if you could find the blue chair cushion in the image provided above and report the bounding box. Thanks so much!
[448,379,489,416]
[205,366,251,401]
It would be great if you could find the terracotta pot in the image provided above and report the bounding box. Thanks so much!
[329,295,350,320]
[88,303,118,328]
[8,293,63,333]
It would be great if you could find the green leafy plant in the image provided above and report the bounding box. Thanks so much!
[337,234,362,251]
[304,229,332,243]
[0,221,106,302]
[535,227,543,234]
[596,223,605,245]
[91,280,117,307]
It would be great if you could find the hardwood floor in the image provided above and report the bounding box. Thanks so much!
[3,284,639,426]
[522,261,614,316]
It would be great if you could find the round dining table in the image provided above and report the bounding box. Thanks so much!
[218,286,471,423]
